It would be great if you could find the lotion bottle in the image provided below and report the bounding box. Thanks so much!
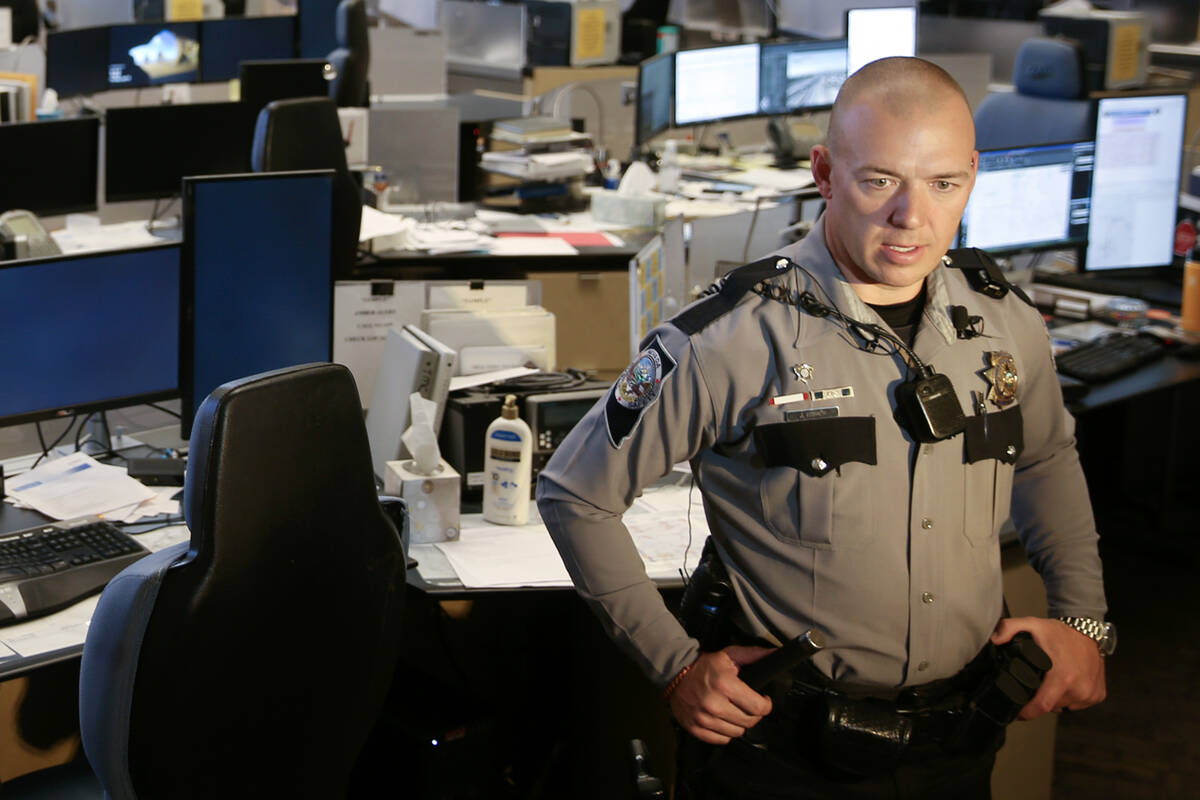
[482,394,532,525]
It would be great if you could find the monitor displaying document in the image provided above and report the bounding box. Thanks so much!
[1084,92,1187,272]
[759,39,848,115]
[959,141,1094,255]
[674,42,760,127]
[0,244,180,426]
[847,6,917,75]
[180,171,334,438]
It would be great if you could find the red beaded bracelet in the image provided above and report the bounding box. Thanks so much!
[663,661,697,700]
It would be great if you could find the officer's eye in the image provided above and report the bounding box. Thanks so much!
[932,180,955,191]
[867,177,892,189]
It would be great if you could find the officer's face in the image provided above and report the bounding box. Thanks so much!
[811,96,977,305]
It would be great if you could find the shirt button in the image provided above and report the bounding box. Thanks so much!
[812,457,828,472]
[1005,445,1017,457]
[917,660,930,672]
[921,518,934,530]
[922,592,936,604]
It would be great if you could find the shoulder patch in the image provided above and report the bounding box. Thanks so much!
[605,335,677,448]
[674,255,796,335]
[942,248,1036,309]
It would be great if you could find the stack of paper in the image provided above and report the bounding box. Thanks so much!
[481,150,595,181]
[4,453,156,521]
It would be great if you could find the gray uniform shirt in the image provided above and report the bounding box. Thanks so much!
[536,219,1106,690]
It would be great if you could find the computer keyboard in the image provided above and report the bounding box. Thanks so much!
[0,519,151,626]
[1055,332,1166,383]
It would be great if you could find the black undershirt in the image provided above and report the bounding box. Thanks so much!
[867,284,927,348]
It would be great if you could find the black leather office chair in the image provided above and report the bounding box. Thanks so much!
[974,37,1095,150]
[73,363,407,798]
[327,0,370,108]
[252,97,362,277]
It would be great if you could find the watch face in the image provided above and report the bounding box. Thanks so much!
[1101,621,1117,656]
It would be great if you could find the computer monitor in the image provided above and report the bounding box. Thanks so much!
[846,6,917,75]
[674,43,761,127]
[108,22,201,88]
[104,102,258,202]
[0,117,99,216]
[959,141,1094,256]
[180,171,335,438]
[239,59,331,118]
[1084,92,1188,272]
[635,51,673,145]
[298,0,341,59]
[198,15,296,83]
[45,26,110,97]
[759,39,848,116]
[0,244,180,427]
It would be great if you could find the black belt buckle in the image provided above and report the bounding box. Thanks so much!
[818,695,912,777]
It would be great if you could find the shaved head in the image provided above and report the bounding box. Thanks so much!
[827,57,974,154]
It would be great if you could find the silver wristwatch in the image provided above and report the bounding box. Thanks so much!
[1058,616,1117,656]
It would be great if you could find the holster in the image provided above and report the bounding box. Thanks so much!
[818,695,912,777]
[676,539,736,651]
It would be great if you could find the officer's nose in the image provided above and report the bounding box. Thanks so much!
[887,184,926,229]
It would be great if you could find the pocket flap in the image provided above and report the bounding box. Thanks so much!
[754,417,877,477]
[964,406,1023,465]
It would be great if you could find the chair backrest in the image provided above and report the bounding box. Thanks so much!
[251,97,362,276]
[327,0,370,107]
[79,363,406,799]
[974,37,1095,151]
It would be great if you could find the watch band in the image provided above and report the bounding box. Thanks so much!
[1057,616,1116,656]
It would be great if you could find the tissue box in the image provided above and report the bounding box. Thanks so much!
[383,458,461,544]
[590,190,667,228]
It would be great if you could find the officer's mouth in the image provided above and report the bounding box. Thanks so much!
[880,243,926,263]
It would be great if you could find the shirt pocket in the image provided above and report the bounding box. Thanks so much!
[753,417,877,550]
[961,405,1023,547]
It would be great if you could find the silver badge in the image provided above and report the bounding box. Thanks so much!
[791,363,815,384]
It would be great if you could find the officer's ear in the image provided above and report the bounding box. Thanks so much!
[811,144,834,200]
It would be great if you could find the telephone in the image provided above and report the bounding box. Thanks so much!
[766,116,800,170]
[0,210,61,260]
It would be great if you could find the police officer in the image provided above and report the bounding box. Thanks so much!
[536,57,1109,798]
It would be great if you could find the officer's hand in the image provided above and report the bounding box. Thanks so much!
[667,646,774,745]
[991,616,1106,720]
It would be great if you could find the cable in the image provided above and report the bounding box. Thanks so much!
[146,402,182,419]
[32,414,80,468]
[487,369,592,395]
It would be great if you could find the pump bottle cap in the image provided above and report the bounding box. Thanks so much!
[501,394,519,420]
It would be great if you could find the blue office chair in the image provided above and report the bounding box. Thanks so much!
[68,363,407,798]
[974,37,1095,150]
[327,0,369,108]
[252,96,363,276]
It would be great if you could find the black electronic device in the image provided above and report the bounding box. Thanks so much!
[180,170,334,438]
[104,102,258,202]
[635,50,673,146]
[0,117,100,217]
[198,15,296,82]
[958,140,1095,257]
[0,519,151,626]
[0,244,180,427]
[126,457,187,486]
[239,58,331,116]
[439,382,608,504]
[107,21,201,88]
[894,371,968,443]
[766,115,799,169]
[45,25,110,97]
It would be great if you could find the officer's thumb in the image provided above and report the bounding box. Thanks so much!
[725,644,776,668]
[990,617,1023,645]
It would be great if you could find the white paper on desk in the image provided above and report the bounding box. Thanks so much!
[433,521,572,588]
[5,453,155,521]
[448,366,539,393]
[50,220,171,254]
[333,280,426,407]
[359,205,413,243]
[105,485,181,524]
[487,237,579,256]
[0,595,99,657]
[724,167,815,191]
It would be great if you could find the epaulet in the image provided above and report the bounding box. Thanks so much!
[673,256,796,335]
[941,247,1036,309]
